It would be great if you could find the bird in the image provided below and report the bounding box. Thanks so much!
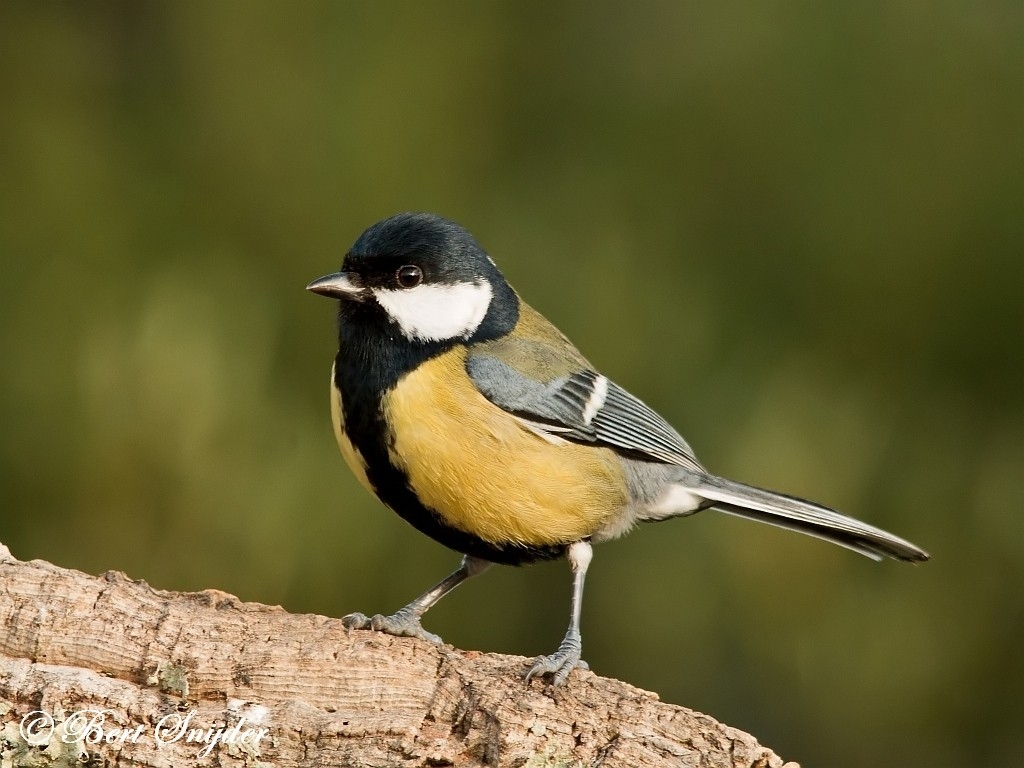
[307,212,929,686]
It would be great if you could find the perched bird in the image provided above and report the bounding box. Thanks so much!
[307,212,929,686]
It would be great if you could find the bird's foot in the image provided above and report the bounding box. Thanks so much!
[525,631,587,687]
[341,607,443,644]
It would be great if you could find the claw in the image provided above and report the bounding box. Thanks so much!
[341,612,371,630]
[525,631,585,686]
[342,608,443,644]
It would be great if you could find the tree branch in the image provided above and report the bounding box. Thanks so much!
[0,541,796,767]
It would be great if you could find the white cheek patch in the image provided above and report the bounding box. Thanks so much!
[372,281,493,342]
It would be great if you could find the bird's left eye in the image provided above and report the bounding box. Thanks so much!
[396,265,423,288]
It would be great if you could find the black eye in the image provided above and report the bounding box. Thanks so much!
[396,265,422,288]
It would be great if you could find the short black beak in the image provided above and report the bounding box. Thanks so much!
[306,271,367,301]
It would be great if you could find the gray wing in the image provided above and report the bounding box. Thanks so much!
[466,353,705,472]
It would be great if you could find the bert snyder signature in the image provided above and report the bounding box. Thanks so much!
[21,708,270,759]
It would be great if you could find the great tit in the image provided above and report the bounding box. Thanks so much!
[307,212,929,686]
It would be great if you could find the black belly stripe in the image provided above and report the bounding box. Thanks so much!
[332,309,564,566]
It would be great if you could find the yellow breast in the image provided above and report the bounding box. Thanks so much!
[382,347,627,547]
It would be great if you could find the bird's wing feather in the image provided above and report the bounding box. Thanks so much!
[466,349,705,472]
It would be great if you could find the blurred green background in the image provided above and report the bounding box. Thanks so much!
[1,2,1021,766]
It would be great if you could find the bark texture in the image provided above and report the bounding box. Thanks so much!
[0,542,797,767]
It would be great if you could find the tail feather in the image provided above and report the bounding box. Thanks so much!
[690,475,930,563]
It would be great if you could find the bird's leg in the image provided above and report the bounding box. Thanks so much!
[343,555,491,644]
[526,540,592,686]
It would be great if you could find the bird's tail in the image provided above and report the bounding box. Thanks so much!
[689,474,929,562]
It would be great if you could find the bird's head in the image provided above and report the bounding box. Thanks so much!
[307,212,517,344]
